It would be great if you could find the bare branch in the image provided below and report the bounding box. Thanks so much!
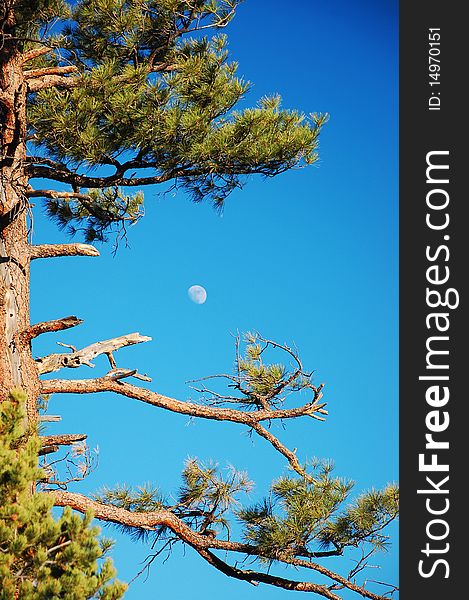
[194,548,342,598]
[38,415,62,422]
[26,188,92,201]
[23,65,78,79]
[105,368,152,382]
[21,46,53,63]
[40,443,98,490]
[30,244,100,260]
[41,434,87,446]
[250,422,313,481]
[27,74,80,92]
[22,316,83,343]
[36,332,152,375]
[39,445,59,456]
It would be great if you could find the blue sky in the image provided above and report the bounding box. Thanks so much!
[32,0,398,597]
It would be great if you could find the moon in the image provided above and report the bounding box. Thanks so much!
[188,285,207,305]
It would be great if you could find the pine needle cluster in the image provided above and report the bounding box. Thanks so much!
[46,188,144,243]
[192,332,322,410]
[239,459,399,561]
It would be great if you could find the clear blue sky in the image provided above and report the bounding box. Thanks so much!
[32,0,398,597]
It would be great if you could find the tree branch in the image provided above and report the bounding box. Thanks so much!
[30,244,100,259]
[26,163,180,188]
[35,332,328,480]
[41,434,87,446]
[26,188,92,201]
[250,422,313,482]
[23,65,78,79]
[40,377,325,424]
[36,333,152,375]
[27,75,80,92]
[25,161,270,190]
[39,445,59,456]
[40,376,326,478]
[49,491,388,599]
[39,415,62,422]
[22,316,84,343]
[194,548,342,598]
[21,46,53,63]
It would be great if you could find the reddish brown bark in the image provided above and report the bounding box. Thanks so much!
[22,316,84,344]
[50,491,385,600]
[41,377,324,423]
[0,13,40,421]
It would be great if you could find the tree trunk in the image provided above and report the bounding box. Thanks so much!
[0,20,40,422]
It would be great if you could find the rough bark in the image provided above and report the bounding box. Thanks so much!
[0,19,40,420]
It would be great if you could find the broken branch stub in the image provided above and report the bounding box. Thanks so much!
[30,243,100,260]
[23,316,83,343]
[40,433,87,446]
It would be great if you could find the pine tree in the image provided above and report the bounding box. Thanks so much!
[1,2,398,598]
[0,389,126,599]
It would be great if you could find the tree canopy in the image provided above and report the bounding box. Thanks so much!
[17,0,326,242]
[0,1,398,598]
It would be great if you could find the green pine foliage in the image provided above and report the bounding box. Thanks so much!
[46,188,144,243]
[94,457,398,568]
[24,0,327,238]
[0,390,126,600]
[193,332,322,410]
[92,484,166,543]
[94,459,253,541]
[239,459,399,561]
[6,2,398,591]
[13,1,70,38]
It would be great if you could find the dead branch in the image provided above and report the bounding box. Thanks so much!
[27,74,80,92]
[23,65,78,79]
[30,244,100,260]
[21,46,53,63]
[105,368,152,382]
[41,434,87,446]
[39,445,59,456]
[26,188,92,201]
[38,415,61,422]
[22,316,83,343]
[36,332,152,375]
[39,443,98,490]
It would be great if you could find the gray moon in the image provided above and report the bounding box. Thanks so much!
[188,285,207,304]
